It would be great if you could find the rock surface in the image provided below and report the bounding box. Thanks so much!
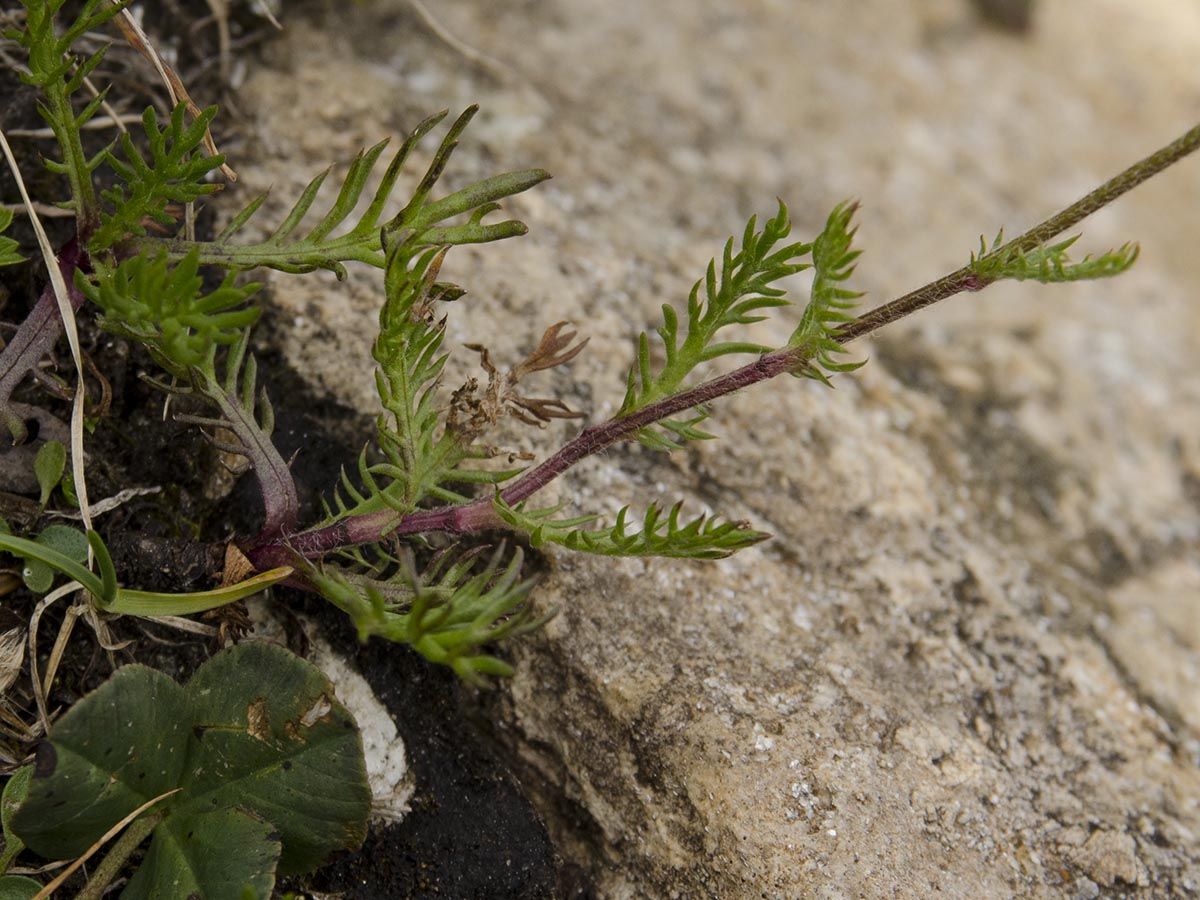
[231,1,1200,897]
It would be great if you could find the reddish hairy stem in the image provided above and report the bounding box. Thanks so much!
[840,118,1200,342]
[251,119,1200,571]
[210,377,299,541]
[257,252,996,569]
[258,345,813,567]
[0,236,88,441]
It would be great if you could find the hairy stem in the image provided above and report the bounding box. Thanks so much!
[205,374,298,540]
[838,119,1200,342]
[261,345,821,569]
[0,237,88,441]
[74,811,162,900]
[42,81,100,236]
[252,119,1200,570]
[127,233,383,272]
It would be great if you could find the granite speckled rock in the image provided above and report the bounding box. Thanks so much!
[231,1,1200,896]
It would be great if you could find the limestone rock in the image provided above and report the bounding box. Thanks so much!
[233,1,1200,896]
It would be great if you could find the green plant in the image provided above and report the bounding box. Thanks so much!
[1,0,1198,680]
[0,518,291,614]
[0,767,35,899]
[2,642,370,899]
[2,1,1199,895]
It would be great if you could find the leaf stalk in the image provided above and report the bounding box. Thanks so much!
[261,118,1200,566]
[837,119,1200,342]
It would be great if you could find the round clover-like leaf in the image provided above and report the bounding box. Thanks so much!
[10,642,370,894]
[121,807,280,900]
[21,524,89,593]
[11,665,190,858]
[178,641,371,875]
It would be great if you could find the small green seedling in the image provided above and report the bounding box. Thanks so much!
[3,0,1197,680]
[31,440,65,509]
[1,0,1198,895]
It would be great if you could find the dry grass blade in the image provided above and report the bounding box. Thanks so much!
[1,202,76,218]
[0,701,43,769]
[42,600,89,699]
[26,582,82,734]
[8,114,143,136]
[0,623,24,694]
[47,485,162,521]
[0,127,95,545]
[203,0,233,83]
[138,615,219,638]
[109,0,237,182]
[29,788,179,900]
[405,0,508,79]
[80,603,130,653]
[202,0,283,84]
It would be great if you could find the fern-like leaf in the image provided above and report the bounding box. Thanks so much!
[326,231,528,522]
[0,209,25,268]
[369,237,467,511]
[620,200,812,447]
[10,1,134,225]
[308,546,544,685]
[141,107,549,278]
[78,249,260,375]
[495,497,769,559]
[969,231,1139,284]
[81,252,295,537]
[91,104,225,251]
[788,200,866,384]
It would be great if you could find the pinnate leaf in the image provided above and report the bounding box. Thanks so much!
[80,249,260,375]
[789,200,866,383]
[496,498,769,559]
[92,104,225,251]
[0,209,24,268]
[622,200,812,446]
[968,230,1139,284]
[174,106,548,278]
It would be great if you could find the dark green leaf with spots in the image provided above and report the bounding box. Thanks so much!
[9,643,370,897]
[0,874,41,900]
[12,665,189,857]
[172,642,370,876]
[121,808,280,900]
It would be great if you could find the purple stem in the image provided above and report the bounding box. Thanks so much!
[0,237,87,441]
[249,118,1200,572]
[251,332,883,570]
[210,380,298,542]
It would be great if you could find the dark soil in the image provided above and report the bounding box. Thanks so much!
[0,6,589,897]
[293,593,565,900]
[245,370,569,900]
